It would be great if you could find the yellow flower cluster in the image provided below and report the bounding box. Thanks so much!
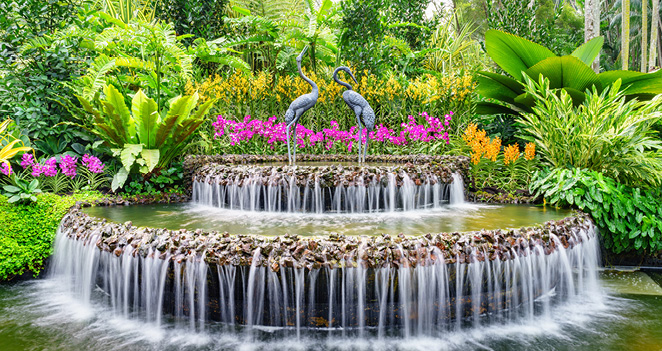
[484,137,501,162]
[186,70,476,112]
[185,71,275,106]
[503,144,520,165]
[462,124,538,166]
[524,142,536,161]
[462,123,499,164]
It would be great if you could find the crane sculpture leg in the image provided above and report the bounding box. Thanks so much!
[286,122,293,165]
[354,108,364,164]
[286,119,299,165]
[292,121,298,164]
[363,131,369,163]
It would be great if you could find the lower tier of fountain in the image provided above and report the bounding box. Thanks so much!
[54,204,599,336]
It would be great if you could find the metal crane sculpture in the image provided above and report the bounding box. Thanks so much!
[284,46,318,165]
[333,66,376,164]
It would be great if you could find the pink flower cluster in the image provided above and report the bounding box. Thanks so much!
[82,154,105,173]
[20,153,105,178]
[212,112,453,151]
[1,162,12,176]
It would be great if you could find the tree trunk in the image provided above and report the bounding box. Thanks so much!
[650,0,660,71]
[642,0,649,72]
[621,0,630,70]
[584,0,601,72]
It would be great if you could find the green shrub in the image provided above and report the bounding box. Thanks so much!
[0,0,93,142]
[0,192,101,281]
[519,76,662,187]
[530,168,662,254]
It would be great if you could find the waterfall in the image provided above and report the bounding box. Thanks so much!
[450,173,465,205]
[51,222,601,337]
[192,172,456,213]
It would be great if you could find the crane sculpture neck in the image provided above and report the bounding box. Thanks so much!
[298,60,318,98]
[333,66,353,91]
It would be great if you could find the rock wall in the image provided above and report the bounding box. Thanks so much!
[61,203,593,270]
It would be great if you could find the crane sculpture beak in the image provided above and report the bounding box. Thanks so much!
[297,45,309,61]
[348,70,358,85]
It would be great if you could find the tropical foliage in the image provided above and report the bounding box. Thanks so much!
[76,85,215,190]
[531,168,662,254]
[477,30,662,115]
[69,16,194,108]
[519,76,662,187]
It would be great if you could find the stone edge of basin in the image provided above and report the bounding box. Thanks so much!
[61,200,594,270]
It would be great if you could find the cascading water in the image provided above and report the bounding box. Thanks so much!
[450,173,465,205]
[50,216,601,338]
[192,171,464,213]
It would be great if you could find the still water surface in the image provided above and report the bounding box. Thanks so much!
[82,203,571,236]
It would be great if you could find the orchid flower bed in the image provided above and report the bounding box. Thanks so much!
[211,112,453,155]
[1,153,108,193]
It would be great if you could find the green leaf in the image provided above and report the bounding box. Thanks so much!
[571,36,604,66]
[8,195,21,203]
[476,72,523,104]
[120,144,143,169]
[475,101,521,115]
[629,229,641,239]
[524,56,601,92]
[140,149,160,173]
[165,95,195,124]
[111,167,129,192]
[484,30,556,80]
[232,5,251,15]
[131,89,159,149]
[3,185,20,193]
[598,70,662,96]
[102,85,135,141]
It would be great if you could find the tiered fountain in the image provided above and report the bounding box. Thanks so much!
[51,154,601,343]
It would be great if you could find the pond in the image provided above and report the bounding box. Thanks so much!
[0,270,660,350]
[82,203,572,236]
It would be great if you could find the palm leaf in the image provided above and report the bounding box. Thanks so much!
[571,36,604,66]
[485,30,556,80]
[524,55,601,92]
[598,70,662,96]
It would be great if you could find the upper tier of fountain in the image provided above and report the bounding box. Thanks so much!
[184,154,469,213]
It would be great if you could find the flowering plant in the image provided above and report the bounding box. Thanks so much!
[211,112,453,156]
[187,71,475,134]
[462,123,538,192]
[18,153,107,193]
